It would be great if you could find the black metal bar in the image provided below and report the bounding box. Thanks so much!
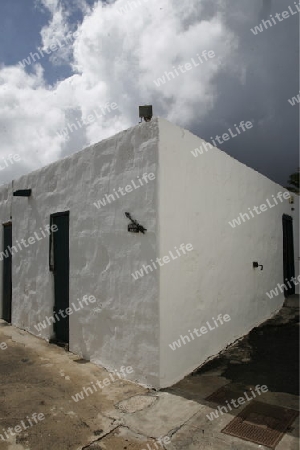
[13,189,31,197]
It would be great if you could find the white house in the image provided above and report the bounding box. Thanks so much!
[0,118,298,388]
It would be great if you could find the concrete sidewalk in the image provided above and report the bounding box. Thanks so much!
[0,296,298,450]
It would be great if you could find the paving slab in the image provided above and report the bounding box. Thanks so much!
[166,399,299,450]
[85,426,167,450]
[116,395,158,414]
[121,392,203,438]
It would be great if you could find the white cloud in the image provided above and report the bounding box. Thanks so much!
[0,0,238,183]
[39,0,76,64]
[0,65,64,171]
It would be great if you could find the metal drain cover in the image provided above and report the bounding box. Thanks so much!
[222,401,298,448]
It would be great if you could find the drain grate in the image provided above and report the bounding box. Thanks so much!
[222,401,298,448]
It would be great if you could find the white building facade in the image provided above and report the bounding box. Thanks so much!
[0,118,298,388]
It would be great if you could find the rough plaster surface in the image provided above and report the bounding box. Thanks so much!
[0,120,160,387]
[158,118,299,387]
[0,117,298,389]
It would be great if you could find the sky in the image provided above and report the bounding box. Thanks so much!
[0,0,298,186]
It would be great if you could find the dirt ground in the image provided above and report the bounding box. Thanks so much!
[0,296,298,450]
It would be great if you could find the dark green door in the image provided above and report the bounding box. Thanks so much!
[282,214,295,297]
[2,223,12,323]
[50,212,69,344]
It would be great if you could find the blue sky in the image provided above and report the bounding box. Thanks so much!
[0,2,47,67]
[0,0,92,83]
[0,0,98,82]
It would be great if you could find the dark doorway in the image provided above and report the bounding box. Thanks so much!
[2,223,12,323]
[282,214,295,297]
[50,212,69,345]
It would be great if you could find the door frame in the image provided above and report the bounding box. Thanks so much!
[49,211,70,271]
[2,221,12,323]
[49,211,70,346]
[282,214,295,297]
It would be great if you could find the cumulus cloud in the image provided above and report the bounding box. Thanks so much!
[0,0,238,183]
[0,65,64,170]
[1,0,297,187]
[72,0,236,128]
[39,0,77,64]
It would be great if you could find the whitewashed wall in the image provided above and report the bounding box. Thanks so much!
[0,117,297,389]
[158,118,298,388]
[0,120,160,387]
